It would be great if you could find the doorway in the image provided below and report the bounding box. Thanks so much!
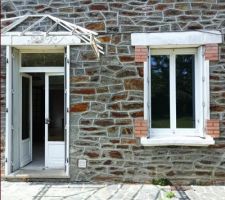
[20,73,65,171]
[5,47,70,177]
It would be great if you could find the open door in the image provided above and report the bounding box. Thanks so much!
[20,74,32,167]
[45,73,65,168]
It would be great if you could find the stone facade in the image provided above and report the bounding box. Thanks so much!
[1,0,225,184]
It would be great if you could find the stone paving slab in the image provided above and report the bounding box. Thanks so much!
[1,181,225,200]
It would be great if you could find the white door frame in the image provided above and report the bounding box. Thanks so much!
[20,73,32,167]
[5,46,70,176]
[5,46,12,175]
[65,45,70,176]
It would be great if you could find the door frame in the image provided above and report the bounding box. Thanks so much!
[19,73,33,167]
[5,46,70,176]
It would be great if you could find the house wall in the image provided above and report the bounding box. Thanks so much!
[1,1,225,184]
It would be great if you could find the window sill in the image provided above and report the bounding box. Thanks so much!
[140,135,215,146]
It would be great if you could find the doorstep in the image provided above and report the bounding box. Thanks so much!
[4,168,70,180]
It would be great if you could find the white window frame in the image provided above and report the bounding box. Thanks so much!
[149,48,203,137]
[141,46,215,146]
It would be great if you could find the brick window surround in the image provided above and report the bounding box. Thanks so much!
[205,44,219,61]
[206,119,220,138]
[134,118,148,138]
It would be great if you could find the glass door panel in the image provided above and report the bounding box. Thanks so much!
[48,76,64,141]
[20,74,32,167]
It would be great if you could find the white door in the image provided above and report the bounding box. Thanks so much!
[45,73,65,168]
[20,74,32,167]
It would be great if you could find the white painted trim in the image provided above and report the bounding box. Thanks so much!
[5,46,12,176]
[204,60,210,120]
[197,46,204,135]
[170,53,176,130]
[140,135,215,146]
[20,49,64,53]
[131,31,222,46]
[19,67,64,73]
[144,61,148,120]
[2,35,81,46]
[65,45,70,176]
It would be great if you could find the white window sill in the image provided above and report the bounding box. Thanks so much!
[140,135,215,146]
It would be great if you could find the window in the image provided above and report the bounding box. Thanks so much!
[149,49,203,137]
[131,31,222,145]
[21,53,64,67]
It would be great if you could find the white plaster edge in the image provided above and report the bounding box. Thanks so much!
[131,31,222,46]
[140,135,215,146]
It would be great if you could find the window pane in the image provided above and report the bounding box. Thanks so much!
[176,55,195,128]
[48,76,64,141]
[151,55,170,128]
[22,53,64,67]
[22,77,30,140]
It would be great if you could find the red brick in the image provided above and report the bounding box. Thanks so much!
[135,46,148,62]
[206,119,220,138]
[205,44,219,61]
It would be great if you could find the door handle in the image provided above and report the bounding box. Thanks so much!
[45,118,50,124]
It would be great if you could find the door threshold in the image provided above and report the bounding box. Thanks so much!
[5,168,70,180]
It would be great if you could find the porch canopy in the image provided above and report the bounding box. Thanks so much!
[1,14,104,58]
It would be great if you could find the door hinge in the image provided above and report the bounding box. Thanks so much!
[6,58,9,64]
[66,158,69,163]
[67,58,70,64]
[5,158,7,163]
[202,76,205,82]
[5,108,8,113]
[67,107,69,112]
[202,102,205,107]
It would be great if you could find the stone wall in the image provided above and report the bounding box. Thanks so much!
[1,0,225,184]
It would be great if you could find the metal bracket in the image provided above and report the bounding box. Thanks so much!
[45,118,50,124]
